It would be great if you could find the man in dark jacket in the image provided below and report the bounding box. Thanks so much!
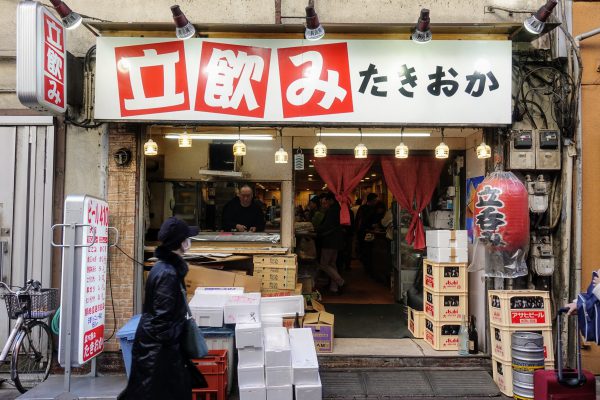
[120,217,206,400]
[317,192,345,293]
[222,184,266,232]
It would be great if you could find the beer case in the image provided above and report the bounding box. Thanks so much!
[490,323,554,363]
[407,306,424,338]
[488,290,551,328]
[423,259,468,294]
[423,317,460,351]
[424,289,468,322]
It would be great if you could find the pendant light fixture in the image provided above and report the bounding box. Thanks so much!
[435,128,449,159]
[395,127,409,159]
[274,129,288,164]
[476,132,491,159]
[178,128,192,148]
[144,134,158,156]
[233,127,247,156]
[314,127,327,158]
[354,128,368,159]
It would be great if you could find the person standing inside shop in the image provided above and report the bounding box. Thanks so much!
[121,217,206,400]
[222,184,266,232]
[356,193,378,274]
[317,192,345,294]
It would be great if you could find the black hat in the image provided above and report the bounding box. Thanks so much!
[158,217,199,250]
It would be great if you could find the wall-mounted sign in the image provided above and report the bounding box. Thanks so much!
[16,1,67,114]
[95,38,511,125]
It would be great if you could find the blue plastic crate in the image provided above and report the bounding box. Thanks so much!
[200,326,235,393]
[116,314,141,378]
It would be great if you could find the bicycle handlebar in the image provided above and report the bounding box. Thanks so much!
[0,280,42,295]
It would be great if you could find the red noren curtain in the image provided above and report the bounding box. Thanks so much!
[381,156,445,249]
[314,156,374,225]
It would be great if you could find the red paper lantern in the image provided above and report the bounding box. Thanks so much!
[473,171,529,253]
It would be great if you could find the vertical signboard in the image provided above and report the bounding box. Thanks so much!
[16,1,67,114]
[59,195,108,367]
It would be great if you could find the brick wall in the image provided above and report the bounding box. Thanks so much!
[105,124,139,352]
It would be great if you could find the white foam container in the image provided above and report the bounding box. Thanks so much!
[426,230,468,248]
[264,327,291,367]
[238,346,265,367]
[265,366,293,387]
[224,292,261,324]
[195,287,244,295]
[236,322,264,349]
[294,376,322,400]
[260,295,305,318]
[267,385,292,400]
[239,384,266,400]
[261,316,283,328]
[289,328,320,385]
[238,364,265,387]
[188,294,224,327]
[426,247,468,263]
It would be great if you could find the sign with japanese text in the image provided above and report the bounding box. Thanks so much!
[95,38,511,125]
[16,2,67,114]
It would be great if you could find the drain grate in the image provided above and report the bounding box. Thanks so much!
[426,370,500,397]
[365,370,433,396]
[321,371,366,398]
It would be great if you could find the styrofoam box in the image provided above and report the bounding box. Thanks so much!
[260,295,305,318]
[426,230,468,248]
[238,346,265,367]
[236,322,264,349]
[264,327,291,367]
[427,247,468,263]
[188,294,224,327]
[261,316,283,328]
[195,287,244,295]
[289,328,320,385]
[224,293,261,324]
[238,364,265,387]
[239,385,266,400]
[266,366,292,387]
[294,376,322,400]
[267,385,292,400]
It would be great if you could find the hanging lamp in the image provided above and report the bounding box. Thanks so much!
[274,129,288,164]
[233,127,247,156]
[178,129,192,148]
[354,128,368,159]
[476,132,491,159]
[395,127,409,159]
[314,127,327,158]
[435,128,449,159]
[144,132,158,156]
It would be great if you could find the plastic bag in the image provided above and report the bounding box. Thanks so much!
[468,171,529,278]
[297,236,317,260]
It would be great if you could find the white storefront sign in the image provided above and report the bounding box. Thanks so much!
[94,38,512,125]
[16,1,67,114]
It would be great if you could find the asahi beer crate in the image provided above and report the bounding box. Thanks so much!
[407,306,424,338]
[253,254,297,266]
[424,289,468,322]
[488,290,551,328]
[490,323,554,363]
[423,317,461,351]
[423,259,467,293]
[492,357,513,397]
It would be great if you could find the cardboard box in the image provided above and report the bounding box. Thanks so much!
[426,230,468,248]
[238,346,265,367]
[239,384,266,400]
[427,247,468,263]
[265,366,292,387]
[294,377,322,400]
[289,328,320,385]
[224,293,261,324]
[303,311,334,353]
[254,264,297,290]
[236,322,264,349]
[253,255,297,266]
[185,266,261,295]
[261,295,305,318]
[267,385,292,400]
[264,327,291,367]
[238,364,265,387]
[261,283,303,297]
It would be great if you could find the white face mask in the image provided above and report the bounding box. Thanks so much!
[181,238,191,252]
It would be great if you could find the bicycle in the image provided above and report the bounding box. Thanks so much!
[0,280,58,393]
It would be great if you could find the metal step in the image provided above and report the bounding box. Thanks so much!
[319,354,492,370]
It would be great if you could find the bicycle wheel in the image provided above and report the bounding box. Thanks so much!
[11,321,54,393]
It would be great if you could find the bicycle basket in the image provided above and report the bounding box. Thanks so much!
[3,288,59,320]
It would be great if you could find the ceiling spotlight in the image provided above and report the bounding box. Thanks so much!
[178,131,192,148]
[477,141,492,159]
[49,0,82,30]
[524,0,558,35]
[144,138,158,156]
[171,5,196,40]
[305,3,325,41]
[412,8,432,44]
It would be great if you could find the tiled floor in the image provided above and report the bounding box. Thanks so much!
[321,261,395,305]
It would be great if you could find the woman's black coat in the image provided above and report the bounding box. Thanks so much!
[120,245,203,400]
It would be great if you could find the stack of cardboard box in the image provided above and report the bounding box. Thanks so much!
[422,230,469,351]
[253,255,299,295]
[488,290,553,397]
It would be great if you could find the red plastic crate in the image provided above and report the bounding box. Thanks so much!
[192,350,228,400]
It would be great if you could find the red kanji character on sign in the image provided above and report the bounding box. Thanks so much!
[44,15,63,52]
[195,42,271,118]
[278,43,353,118]
[114,41,190,117]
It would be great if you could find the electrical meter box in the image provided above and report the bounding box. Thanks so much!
[536,129,561,170]
[509,129,536,170]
